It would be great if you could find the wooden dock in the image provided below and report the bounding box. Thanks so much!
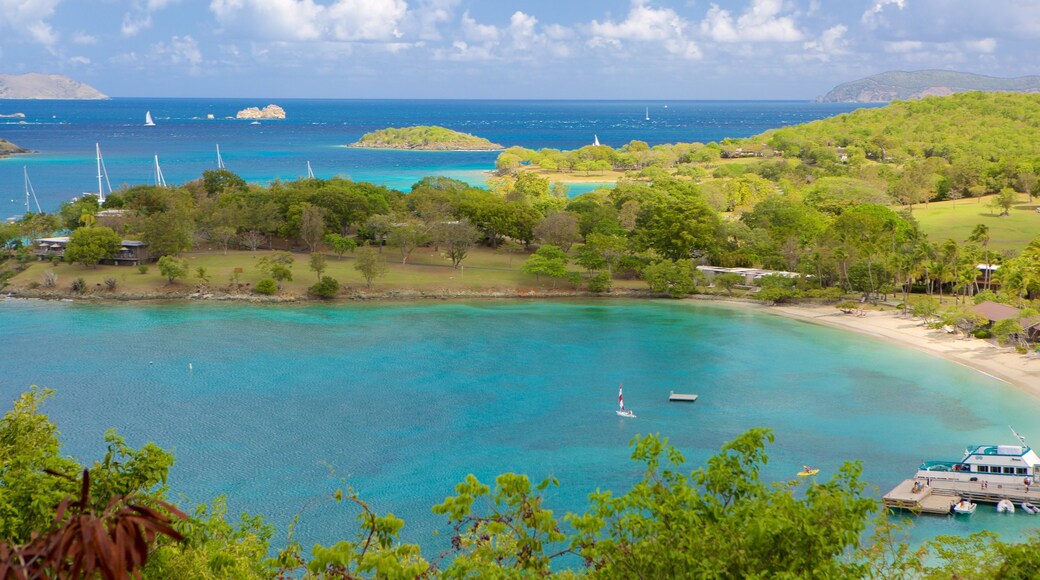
[883,478,1040,515]
[668,392,699,402]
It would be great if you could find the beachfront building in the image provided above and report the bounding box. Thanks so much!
[34,236,150,266]
[972,300,1040,344]
[696,265,801,288]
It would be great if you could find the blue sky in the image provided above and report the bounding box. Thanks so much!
[0,0,1036,99]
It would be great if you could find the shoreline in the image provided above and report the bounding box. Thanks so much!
[5,288,1038,398]
[753,302,1040,400]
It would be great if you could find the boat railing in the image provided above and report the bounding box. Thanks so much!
[918,461,964,472]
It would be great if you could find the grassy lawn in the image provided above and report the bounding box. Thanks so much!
[910,193,1040,252]
[7,246,646,297]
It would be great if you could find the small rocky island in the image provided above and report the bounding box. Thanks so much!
[0,138,28,158]
[236,104,286,120]
[0,73,107,99]
[349,126,503,151]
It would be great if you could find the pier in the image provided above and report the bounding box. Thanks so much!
[668,392,699,402]
[883,478,1040,514]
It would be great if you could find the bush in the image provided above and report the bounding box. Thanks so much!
[309,276,340,299]
[71,277,87,293]
[588,272,613,293]
[756,287,797,304]
[41,271,58,288]
[973,329,992,339]
[104,277,118,291]
[254,278,278,295]
[137,264,149,275]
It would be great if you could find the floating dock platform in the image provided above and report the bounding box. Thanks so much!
[668,392,699,402]
[883,478,1040,515]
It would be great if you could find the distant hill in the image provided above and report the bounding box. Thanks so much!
[817,70,1040,103]
[350,126,503,151]
[0,73,107,99]
[0,138,28,158]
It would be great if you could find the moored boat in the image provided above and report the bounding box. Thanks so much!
[997,499,1015,513]
[615,384,635,418]
[915,427,1039,488]
[1021,501,1039,514]
[953,500,977,514]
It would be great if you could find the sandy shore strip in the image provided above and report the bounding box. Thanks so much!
[756,303,1040,400]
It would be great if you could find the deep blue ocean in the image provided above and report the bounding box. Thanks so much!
[0,99,878,216]
[2,299,1039,557]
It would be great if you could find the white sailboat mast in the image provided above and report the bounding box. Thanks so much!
[216,144,225,169]
[24,166,42,213]
[154,154,168,188]
[96,143,104,203]
[307,160,314,179]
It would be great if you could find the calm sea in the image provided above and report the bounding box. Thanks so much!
[1,298,1037,553]
[0,99,878,216]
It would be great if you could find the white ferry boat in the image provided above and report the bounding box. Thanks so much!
[916,428,1039,485]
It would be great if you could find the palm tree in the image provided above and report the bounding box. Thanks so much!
[968,224,992,290]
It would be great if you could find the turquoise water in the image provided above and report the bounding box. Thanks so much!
[2,298,1039,550]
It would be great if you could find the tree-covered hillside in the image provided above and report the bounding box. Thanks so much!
[818,70,1040,102]
[350,125,503,151]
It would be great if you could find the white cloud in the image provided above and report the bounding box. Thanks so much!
[151,35,204,73]
[72,31,98,45]
[209,0,408,42]
[883,40,922,53]
[0,0,61,45]
[800,24,848,62]
[461,10,498,43]
[964,38,997,53]
[122,0,181,37]
[68,55,91,65]
[700,0,804,43]
[588,1,700,59]
[862,0,907,29]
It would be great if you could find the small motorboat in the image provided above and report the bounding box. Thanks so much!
[997,499,1015,513]
[953,500,977,515]
[1021,502,1039,514]
[797,466,820,477]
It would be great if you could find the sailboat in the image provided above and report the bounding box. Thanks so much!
[306,160,315,179]
[616,384,636,418]
[84,143,113,204]
[23,166,42,214]
[593,135,601,147]
[144,111,155,126]
[154,155,168,188]
[645,107,650,121]
[216,144,225,169]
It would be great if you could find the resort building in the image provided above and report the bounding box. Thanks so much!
[696,265,801,287]
[34,236,150,266]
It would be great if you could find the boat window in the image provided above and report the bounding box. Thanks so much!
[978,466,989,473]
[1017,468,1028,475]
[1003,467,1015,474]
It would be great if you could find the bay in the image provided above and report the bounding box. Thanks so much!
[1,298,1037,553]
[1,99,879,215]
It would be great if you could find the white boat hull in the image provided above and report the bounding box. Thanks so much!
[953,501,977,515]
[997,499,1015,513]
[616,410,636,418]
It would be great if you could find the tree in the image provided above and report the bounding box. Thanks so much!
[635,195,721,261]
[138,199,195,257]
[258,252,295,283]
[433,219,481,269]
[309,252,327,281]
[354,246,387,288]
[521,245,570,288]
[308,276,340,299]
[324,233,358,260]
[64,226,122,267]
[990,187,1017,216]
[158,256,189,284]
[387,220,429,264]
[715,272,745,295]
[642,259,698,298]
[299,204,326,252]
[534,211,581,251]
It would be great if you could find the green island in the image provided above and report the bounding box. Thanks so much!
[348,125,503,150]
[4,92,1040,577]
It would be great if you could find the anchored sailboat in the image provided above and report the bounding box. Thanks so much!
[616,384,635,418]
[645,107,650,121]
[593,134,601,147]
[85,143,113,204]
[216,144,225,169]
[23,166,42,214]
[154,155,168,188]
[306,160,315,179]
[144,111,155,126]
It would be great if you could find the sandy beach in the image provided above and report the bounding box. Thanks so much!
[758,303,1040,400]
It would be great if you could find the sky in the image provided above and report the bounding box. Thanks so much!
[0,0,1037,99]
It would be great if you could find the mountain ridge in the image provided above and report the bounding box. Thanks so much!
[817,70,1040,103]
[0,73,107,100]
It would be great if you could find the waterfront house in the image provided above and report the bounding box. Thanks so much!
[34,236,151,265]
[972,300,1020,324]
